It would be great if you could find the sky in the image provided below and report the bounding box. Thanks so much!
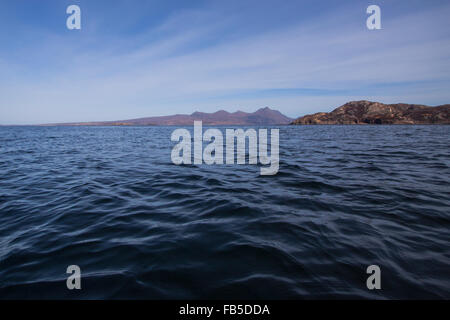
[0,0,449,124]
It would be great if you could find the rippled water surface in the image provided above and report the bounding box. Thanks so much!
[0,125,449,299]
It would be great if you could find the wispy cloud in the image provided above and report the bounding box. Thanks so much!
[0,0,449,124]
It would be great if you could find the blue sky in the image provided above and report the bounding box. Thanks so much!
[0,0,449,124]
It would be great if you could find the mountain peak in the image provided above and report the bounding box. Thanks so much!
[256,107,273,112]
[213,110,230,115]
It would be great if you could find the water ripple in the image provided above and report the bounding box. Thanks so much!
[0,125,449,299]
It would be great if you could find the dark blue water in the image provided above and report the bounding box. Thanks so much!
[0,125,449,299]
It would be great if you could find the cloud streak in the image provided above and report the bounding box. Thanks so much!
[0,0,449,124]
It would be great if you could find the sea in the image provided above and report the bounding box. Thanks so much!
[0,125,449,299]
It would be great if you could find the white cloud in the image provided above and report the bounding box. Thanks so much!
[0,2,449,124]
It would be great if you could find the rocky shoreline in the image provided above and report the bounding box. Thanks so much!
[291,101,450,125]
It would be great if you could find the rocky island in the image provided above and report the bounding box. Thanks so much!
[291,101,450,125]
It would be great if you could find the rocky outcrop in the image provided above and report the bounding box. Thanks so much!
[291,101,450,125]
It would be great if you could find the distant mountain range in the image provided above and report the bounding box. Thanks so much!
[35,101,450,126]
[291,101,450,125]
[45,107,293,126]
